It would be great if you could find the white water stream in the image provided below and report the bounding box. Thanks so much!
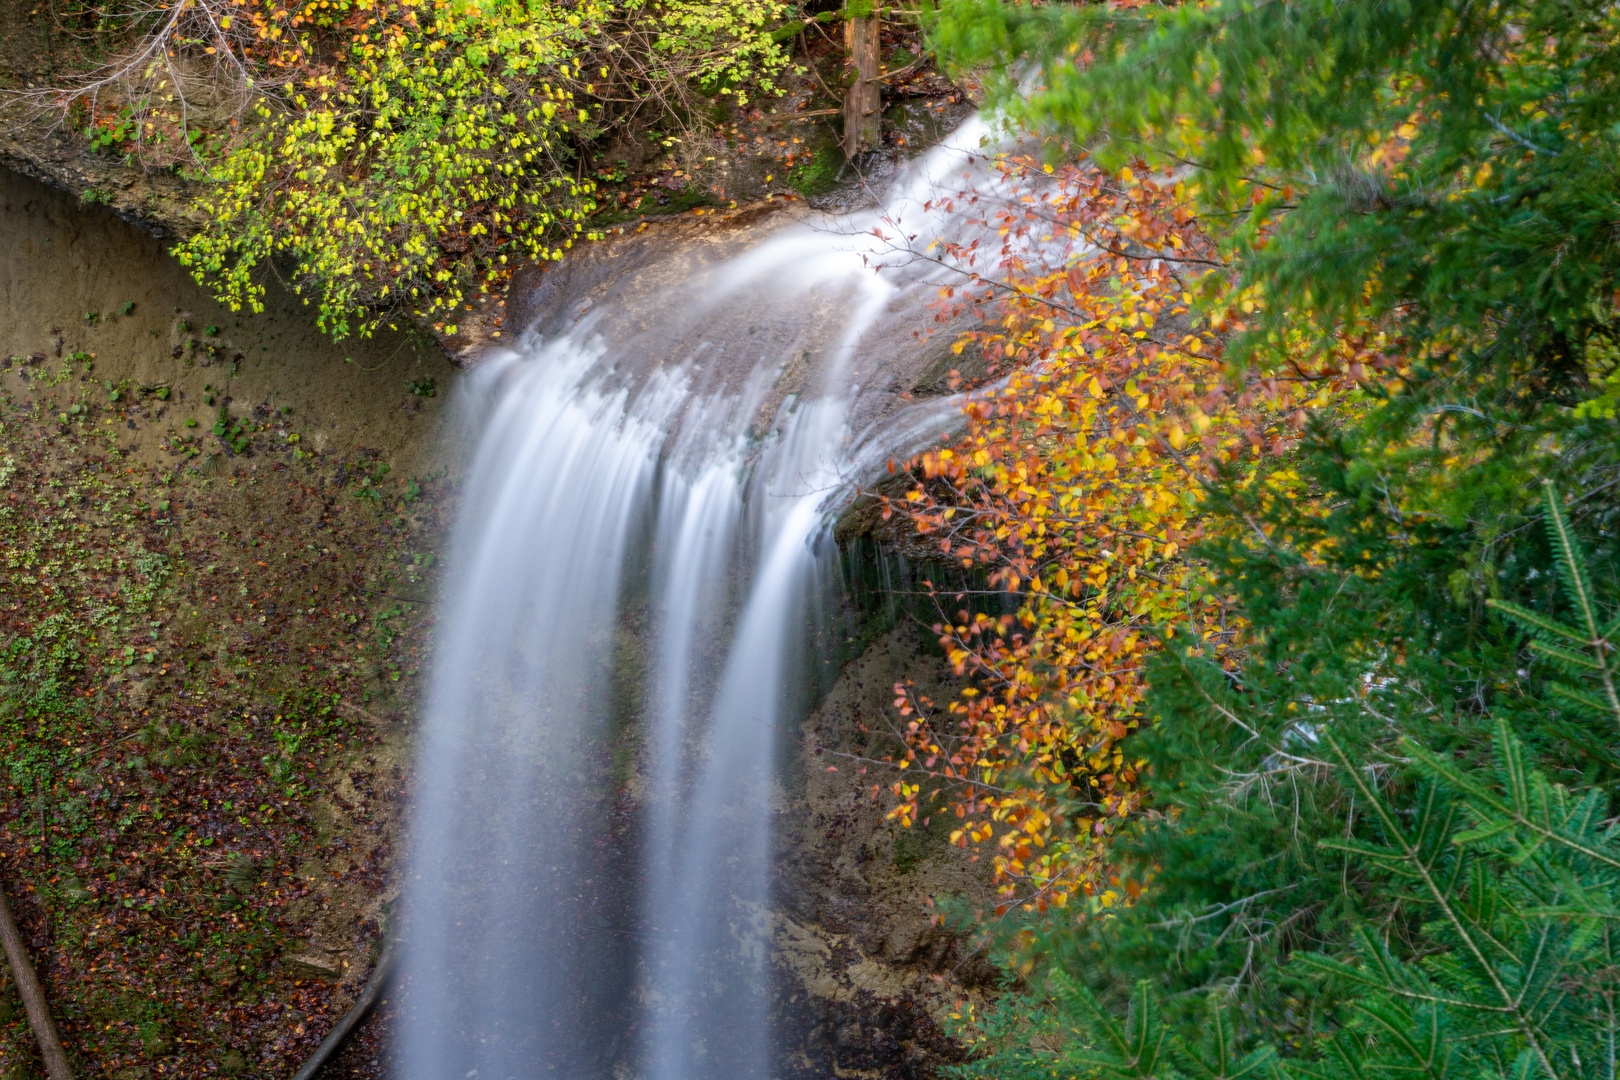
[400,116,1015,1080]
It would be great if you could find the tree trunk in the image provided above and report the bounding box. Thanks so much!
[843,1,881,158]
[0,876,73,1080]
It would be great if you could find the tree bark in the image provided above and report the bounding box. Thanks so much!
[0,876,73,1080]
[843,1,882,158]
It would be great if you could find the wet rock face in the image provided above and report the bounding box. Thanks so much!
[0,0,206,240]
[776,991,968,1080]
[497,197,980,441]
[502,204,792,340]
[0,168,451,475]
[768,626,999,1079]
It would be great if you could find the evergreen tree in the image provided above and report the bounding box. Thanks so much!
[952,485,1620,1076]
[927,0,1620,1074]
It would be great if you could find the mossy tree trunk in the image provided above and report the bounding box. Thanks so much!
[843,0,881,157]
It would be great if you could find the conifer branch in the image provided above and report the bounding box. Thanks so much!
[1487,482,1620,734]
[1323,734,1560,1079]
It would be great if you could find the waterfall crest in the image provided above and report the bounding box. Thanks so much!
[401,116,1009,1080]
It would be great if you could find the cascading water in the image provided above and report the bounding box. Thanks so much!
[401,115,1019,1080]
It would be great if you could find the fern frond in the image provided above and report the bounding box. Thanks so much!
[1122,979,1168,1073]
[1537,718,1620,769]
[1548,681,1616,717]
[1050,972,1170,1077]
[1405,722,1620,872]
[1347,999,1455,1079]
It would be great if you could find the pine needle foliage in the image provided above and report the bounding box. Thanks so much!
[948,487,1620,1079]
[934,0,1620,371]
[924,0,1620,1074]
[1488,484,1620,739]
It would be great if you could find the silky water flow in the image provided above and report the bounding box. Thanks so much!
[399,116,1025,1080]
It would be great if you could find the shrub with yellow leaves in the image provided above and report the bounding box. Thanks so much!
[879,146,1372,913]
[32,0,790,339]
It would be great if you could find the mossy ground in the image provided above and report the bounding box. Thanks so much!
[0,369,445,1080]
[0,170,454,1080]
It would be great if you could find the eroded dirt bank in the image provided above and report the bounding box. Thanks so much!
[0,167,454,1080]
[1,166,993,1080]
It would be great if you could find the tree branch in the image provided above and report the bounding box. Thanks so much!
[0,873,74,1080]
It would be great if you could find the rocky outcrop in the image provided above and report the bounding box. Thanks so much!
[0,0,207,240]
[770,625,998,1079]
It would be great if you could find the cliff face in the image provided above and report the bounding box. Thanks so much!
[1,159,992,1077]
[770,624,999,1079]
[0,167,452,1079]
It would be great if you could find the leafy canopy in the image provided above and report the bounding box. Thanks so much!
[41,0,791,339]
[879,144,1366,911]
[898,0,1620,1075]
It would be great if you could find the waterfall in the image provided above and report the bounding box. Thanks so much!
[400,116,1011,1080]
